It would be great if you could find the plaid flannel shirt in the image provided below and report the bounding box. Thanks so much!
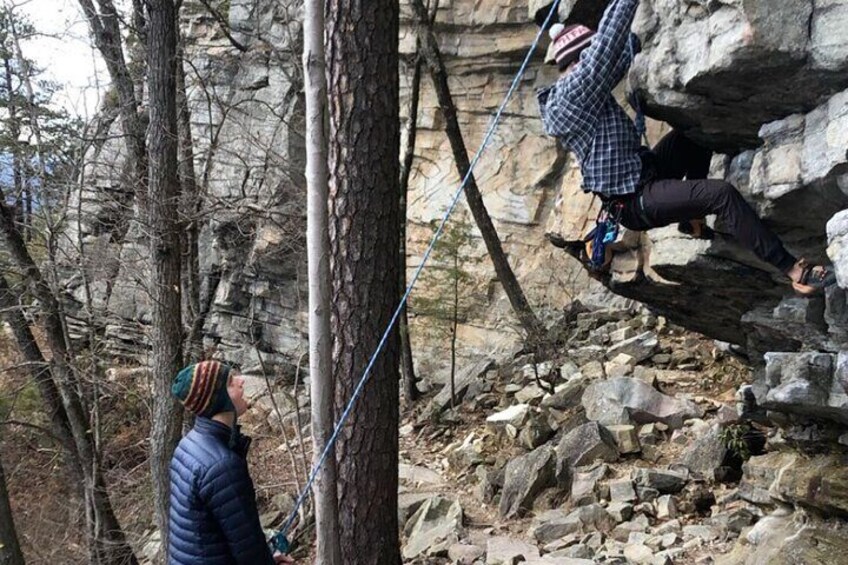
[537,0,642,198]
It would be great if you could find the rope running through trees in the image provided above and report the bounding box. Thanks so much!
[281,0,564,538]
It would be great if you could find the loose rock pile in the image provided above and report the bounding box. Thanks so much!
[398,302,848,564]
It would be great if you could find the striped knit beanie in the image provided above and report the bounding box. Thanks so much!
[171,361,234,417]
[548,23,596,70]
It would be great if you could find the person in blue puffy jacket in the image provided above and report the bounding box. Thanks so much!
[168,360,294,564]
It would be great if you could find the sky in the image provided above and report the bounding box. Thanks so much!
[16,0,105,118]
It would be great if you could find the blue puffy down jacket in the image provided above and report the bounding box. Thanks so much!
[168,417,275,565]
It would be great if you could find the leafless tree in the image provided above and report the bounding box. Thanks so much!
[303,0,341,562]
[146,0,184,552]
[410,0,545,342]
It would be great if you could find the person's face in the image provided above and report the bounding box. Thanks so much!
[227,374,249,417]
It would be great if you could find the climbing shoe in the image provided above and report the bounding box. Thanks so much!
[677,218,714,240]
[791,259,836,296]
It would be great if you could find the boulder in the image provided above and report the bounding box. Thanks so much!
[429,358,495,414]
[611,514,651,543]
[605,424,641,454]
[607,332,659,363]
[624,544,655,565]
[656,495,678,520]
[679,423,729,481]
[583,378,701,429]
[519,413,555,450]
[555,422,619,484]
[751,352,848,425]
[448,543,485,565]
[402,496,463,559]
[545,545,595,560]
[448,433,485,472]
[829,210,848,291]
[487,404,532,429]
[399,463,444,488]
[499,445,556,518]
[683,524,721,543]
[571,463,610,506]
[632,468,689,494]
[717,511,848,565]
[516,383,547,404]
[740,451,848,516]
[605,353,636,379]
[486,536,540,565]
[475,465,500,504]
[531,504,616,544]
[638,423,662,446]
[398,492,438,527]
[541,376,588,410]
[609,478,638,503]
[630,0,848,147]
[607,501,634,523]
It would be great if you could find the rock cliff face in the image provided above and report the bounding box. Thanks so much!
[64,0,848,383]
[63,0,308,374]
[538,0,848,360]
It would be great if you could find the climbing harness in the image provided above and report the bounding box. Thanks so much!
[583,200,623,273]
[275,0,565,546]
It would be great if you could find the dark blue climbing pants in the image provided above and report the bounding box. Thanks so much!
[617,129,797,273]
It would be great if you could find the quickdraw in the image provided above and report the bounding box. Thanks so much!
[583,200,623,272]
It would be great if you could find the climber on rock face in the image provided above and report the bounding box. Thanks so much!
[536,0,836,296]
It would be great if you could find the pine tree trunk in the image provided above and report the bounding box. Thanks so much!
[304,0,342,561]
[326,0,401,561]
[147,0,184,555]
[0,453,25,565]
[410,0,544,341]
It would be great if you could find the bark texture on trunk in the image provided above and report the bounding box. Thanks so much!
[410,0,544,341]
[304,0,342,561]
[326,1,401,562]
[147,0,184,553]
[0,457,25,565]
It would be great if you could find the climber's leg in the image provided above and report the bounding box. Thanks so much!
[638,178,797,272]
[648,129,715,238]
[651,129,712,181]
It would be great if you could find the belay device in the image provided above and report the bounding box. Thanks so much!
[583,200,623,272]
[269,531,290,555]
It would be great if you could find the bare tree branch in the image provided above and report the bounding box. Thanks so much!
[197,0,248,52]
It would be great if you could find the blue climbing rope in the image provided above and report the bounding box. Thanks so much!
[278,0,563,541]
